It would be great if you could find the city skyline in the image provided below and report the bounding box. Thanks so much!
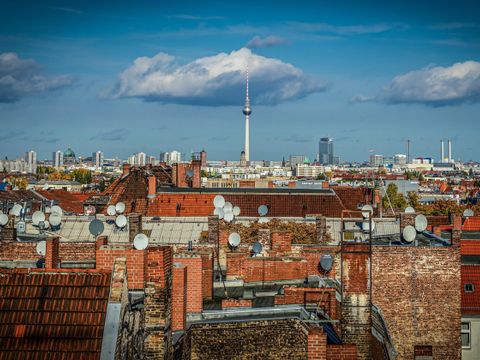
[1,0,480,161]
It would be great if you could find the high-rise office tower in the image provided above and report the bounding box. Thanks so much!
[318,138,334,165]
[93,151,104,169]
[25,150,37,174]
[52,150,64,168]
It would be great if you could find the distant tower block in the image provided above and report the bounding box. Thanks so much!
[242,66,252,163]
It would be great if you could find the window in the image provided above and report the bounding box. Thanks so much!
[465,283,475,292]
[414,345,432,359]
[462,322,471,348]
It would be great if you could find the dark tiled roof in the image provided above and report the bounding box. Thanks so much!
[462,264,480,315]
[0,269,111,359]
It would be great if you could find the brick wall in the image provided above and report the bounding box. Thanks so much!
[59,242,96,261]
[173,254,203,313]
[221,298,252,309]
[271,231,293,253]
[45,237,59,269]
[308,326,327,360]
[172,264,187,331]
[371,246,461,360]
[274,287,338,320]
[326,344,358,360]
[225,253,308,282]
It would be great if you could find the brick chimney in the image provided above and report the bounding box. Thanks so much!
[171,263,187,331]
[316,216,327,243]
[400,213,415,232]
[122,163,130,176]
[452,216,462,247]
[207,215,219,244]
[45,237,60,269]
[258,229,271,251]
[128,213,142,243]
[0,214,17,242]
[148,176,157,199]
[307,326,327,360]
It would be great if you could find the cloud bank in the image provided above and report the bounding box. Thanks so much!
[0,52,74,103]
[246,35,288,48]
[108,48,327,106]
[354,60,480,106]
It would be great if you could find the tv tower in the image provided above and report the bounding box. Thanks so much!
[242,66,251,163]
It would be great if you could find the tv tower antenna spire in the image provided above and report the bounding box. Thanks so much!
[242,65,252,163]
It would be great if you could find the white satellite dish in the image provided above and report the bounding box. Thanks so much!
[10,204,22,216]
[214,207,224,219]
[43,221,50,229]
[133,233,149,250]
[224,212,234,223]
[363,220,376,232]
[224,202,233,212]
[213,195,225,208]
[414,214,428,232]
[0,214,8,226]
[258,205,268,217]
[361,205,373,219]
[403,225,416,242]
[36,241,46,256]
[115,215,127,228]
[45,206,51,214]
[405,206,415,214]
[228,232,241,247]
[107,205,117,216]
[464,209,474,217]
[233,206,241,216]
[49,213,62,227]
[16,221,26,233]
[51,205,63,216]
[115,202,125,214]
[258,217,269,224]
[32,211,46,226]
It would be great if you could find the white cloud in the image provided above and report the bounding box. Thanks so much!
[108,48,327,105]
[246,35,288,48]
[0,52,74,103]
[355,60,480,106]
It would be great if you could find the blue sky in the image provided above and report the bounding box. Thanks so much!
[1,0,479,162]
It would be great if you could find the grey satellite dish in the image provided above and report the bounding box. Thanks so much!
[49,213,62,227]
[107,205,117,216]
[214,207,224,219]
[224,202,233,212]
[464,209,474,217]
[258,217,269,224]
[224,212,234,223]
[320,254,334,272]
[115,202,126,214]
[414,214,428,232]
[32,211,45,226]
[89,219,105,237]
[213,195,225,208]
[186,170,194,178]
[16,221,26,233]
[115,215,127,228]
[51,205,63,216]
[362,220,375,232]
[258,205,268,217]
[36,241,46,256]
[252,241,263,254]
[405,206,415,214]
[133,233,149,250]
[233,206,241,216]
[402,225,416,242]
[10,204,22,216]
[361,205,373,219]
[0,214,8,227]
[228,232,241,247]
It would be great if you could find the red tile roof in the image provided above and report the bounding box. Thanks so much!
[461,240,480,255]
[0,269,111,359]
[461,265,480,315]
[36,190,87,214]
[463,217,480,231]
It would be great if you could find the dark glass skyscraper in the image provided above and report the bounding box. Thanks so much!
[318,137,333,165]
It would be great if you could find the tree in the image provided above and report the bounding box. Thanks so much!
[316,173,327,180]
[383,183,407,210]
[407,191,420,208]
[71,169,92,184]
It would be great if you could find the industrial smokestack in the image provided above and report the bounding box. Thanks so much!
[441,140,445,163]
[407,139,410,164]
[448,139,452,163]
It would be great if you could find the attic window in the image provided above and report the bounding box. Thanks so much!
[465,283,475,292]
